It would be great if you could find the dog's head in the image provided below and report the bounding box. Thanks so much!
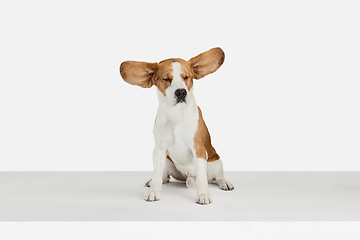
[120,47,224,107]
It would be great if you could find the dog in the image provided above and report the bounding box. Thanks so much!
[120,47,234,205]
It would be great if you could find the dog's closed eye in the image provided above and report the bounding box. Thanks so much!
[163,78,171,82]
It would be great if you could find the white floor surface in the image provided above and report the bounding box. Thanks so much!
[0,172,359,221]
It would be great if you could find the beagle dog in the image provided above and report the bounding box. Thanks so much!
[120,47,234,205]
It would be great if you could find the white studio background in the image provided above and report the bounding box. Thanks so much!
[0,0,359,171]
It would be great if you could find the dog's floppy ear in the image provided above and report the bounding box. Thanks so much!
[120,61,159,88]
[188,47,225,80]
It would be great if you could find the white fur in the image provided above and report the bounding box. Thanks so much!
[145,62,233,204]
[163,62,188,107]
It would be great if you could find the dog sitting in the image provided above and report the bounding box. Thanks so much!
[120,47,234,205]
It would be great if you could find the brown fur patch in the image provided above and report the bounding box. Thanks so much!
[189,47,225,80]
[194,107,220,162]
[154,59,175,96]
[180,61,194,92]
[120,61,159,88]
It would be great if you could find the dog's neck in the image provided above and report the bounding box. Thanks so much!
[156,88,198,125]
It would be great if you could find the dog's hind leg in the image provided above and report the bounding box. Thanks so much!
[208,159,234,191]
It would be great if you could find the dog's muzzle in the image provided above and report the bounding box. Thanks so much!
[175,88,187,104]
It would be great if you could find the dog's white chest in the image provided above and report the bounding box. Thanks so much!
[168,123,194,155]
[166,123,197,175]
[154,97,199,175]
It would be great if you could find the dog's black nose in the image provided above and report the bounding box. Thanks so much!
[175,89,187,98]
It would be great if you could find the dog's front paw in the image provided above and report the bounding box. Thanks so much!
[145,189,161,202]
[196,192,212,205]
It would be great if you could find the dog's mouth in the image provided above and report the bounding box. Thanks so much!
[176,98,186,104]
